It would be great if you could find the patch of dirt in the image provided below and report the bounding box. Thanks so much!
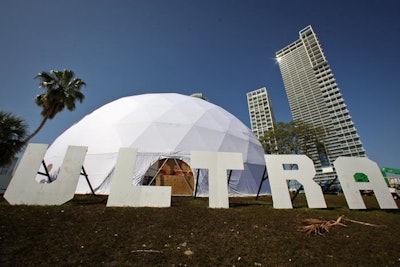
[0,195,399,266]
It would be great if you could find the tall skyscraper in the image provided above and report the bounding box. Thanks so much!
[247,87,276,139]
[276,25,366,181]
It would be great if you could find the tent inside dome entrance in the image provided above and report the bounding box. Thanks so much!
[143,158,195,196]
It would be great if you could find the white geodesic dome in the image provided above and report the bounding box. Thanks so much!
[42,93,270,196]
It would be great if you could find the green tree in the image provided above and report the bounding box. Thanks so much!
[294,120,326,157]
[261,121,298,154]
[24,69,86,144]
[0,111,28,167]
[260,120,326,158]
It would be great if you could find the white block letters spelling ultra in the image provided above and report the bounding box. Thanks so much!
[4,144,398,210]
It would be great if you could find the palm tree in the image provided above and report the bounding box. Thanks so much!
[24,69,86,144]
[0,111,28,167]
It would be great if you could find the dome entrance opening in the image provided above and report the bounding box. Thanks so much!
[144,158,194,196]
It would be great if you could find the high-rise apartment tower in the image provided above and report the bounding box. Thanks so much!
[247,87,276,140]
[276,25,366,180]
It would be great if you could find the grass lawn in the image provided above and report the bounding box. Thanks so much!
[0,194,399,266]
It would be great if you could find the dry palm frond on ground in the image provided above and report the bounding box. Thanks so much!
[298,215,381,236]
[298,215,347,235]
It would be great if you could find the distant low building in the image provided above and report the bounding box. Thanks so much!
[190,93,209,101]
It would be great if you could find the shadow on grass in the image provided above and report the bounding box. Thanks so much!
[64,194,108,205]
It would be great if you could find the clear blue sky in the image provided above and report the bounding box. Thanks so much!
[1,0,399,168]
